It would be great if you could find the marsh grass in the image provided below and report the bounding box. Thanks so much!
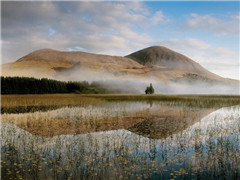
[1,95,240,179]
[1,106,239,179]
[87,94,240,108]
[2,94,240,114]
[1,94,104,113]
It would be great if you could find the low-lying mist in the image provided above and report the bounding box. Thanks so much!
[54,67,239,95]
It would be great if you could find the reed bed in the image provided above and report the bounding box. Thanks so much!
[1,94,240,179]
[2,94,240,114]
[1,94,104,113]
[1,105,239,179]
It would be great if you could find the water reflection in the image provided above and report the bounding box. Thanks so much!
[1,103,240,179]
[1,102,215,138]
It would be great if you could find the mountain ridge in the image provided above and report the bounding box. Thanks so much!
[1,46,238,86]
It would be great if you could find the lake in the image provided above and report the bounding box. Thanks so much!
[1,95,240,179]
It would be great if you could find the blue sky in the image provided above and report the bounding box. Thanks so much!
[1,1,239,79]
[147,2,238,15]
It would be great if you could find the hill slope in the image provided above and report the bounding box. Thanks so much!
[2,48,144,78]
[126,46,224,80]
[1,46,238,94]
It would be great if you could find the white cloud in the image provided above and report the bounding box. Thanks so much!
[1,1,168,62]
[186,13,239,36]
[150,11,165,25]
[162,38,210,51]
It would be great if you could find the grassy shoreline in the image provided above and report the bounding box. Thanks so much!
[1,94,240,114]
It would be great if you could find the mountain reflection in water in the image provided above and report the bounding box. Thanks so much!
[1,103,239,180]
[2,102,215,138]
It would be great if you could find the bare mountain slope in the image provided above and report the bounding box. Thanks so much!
[126,46,223,80]
[2,48,144,78]
[17,48,143,70]
[1,46,238,87]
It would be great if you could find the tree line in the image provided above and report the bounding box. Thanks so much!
[1,76,107,94]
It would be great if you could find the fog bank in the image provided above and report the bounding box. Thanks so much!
[53,67,239,95]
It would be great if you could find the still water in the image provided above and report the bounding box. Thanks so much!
[1,102,239,179]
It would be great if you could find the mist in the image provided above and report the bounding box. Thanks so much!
[53,67,240,95]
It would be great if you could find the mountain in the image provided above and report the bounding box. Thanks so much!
[2,48,144,79]
[1,46,238,94]
[126,46,219,79]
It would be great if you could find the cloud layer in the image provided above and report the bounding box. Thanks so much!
[186,13,239,36]
[2,1,165,62]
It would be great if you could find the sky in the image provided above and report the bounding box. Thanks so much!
[1,1,239,80]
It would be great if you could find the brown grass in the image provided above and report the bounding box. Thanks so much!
[1,94,240,114]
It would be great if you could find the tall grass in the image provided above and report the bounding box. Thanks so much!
[2,94,240,114]
[1,105,239,179]
[1,94,104,113]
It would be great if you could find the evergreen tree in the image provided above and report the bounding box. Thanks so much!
[1,76,107,94]
[145,86,150,94]
[145,83,154,94]
[149,83,154,94]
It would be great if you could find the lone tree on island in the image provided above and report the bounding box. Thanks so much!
[145,83,154,94]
